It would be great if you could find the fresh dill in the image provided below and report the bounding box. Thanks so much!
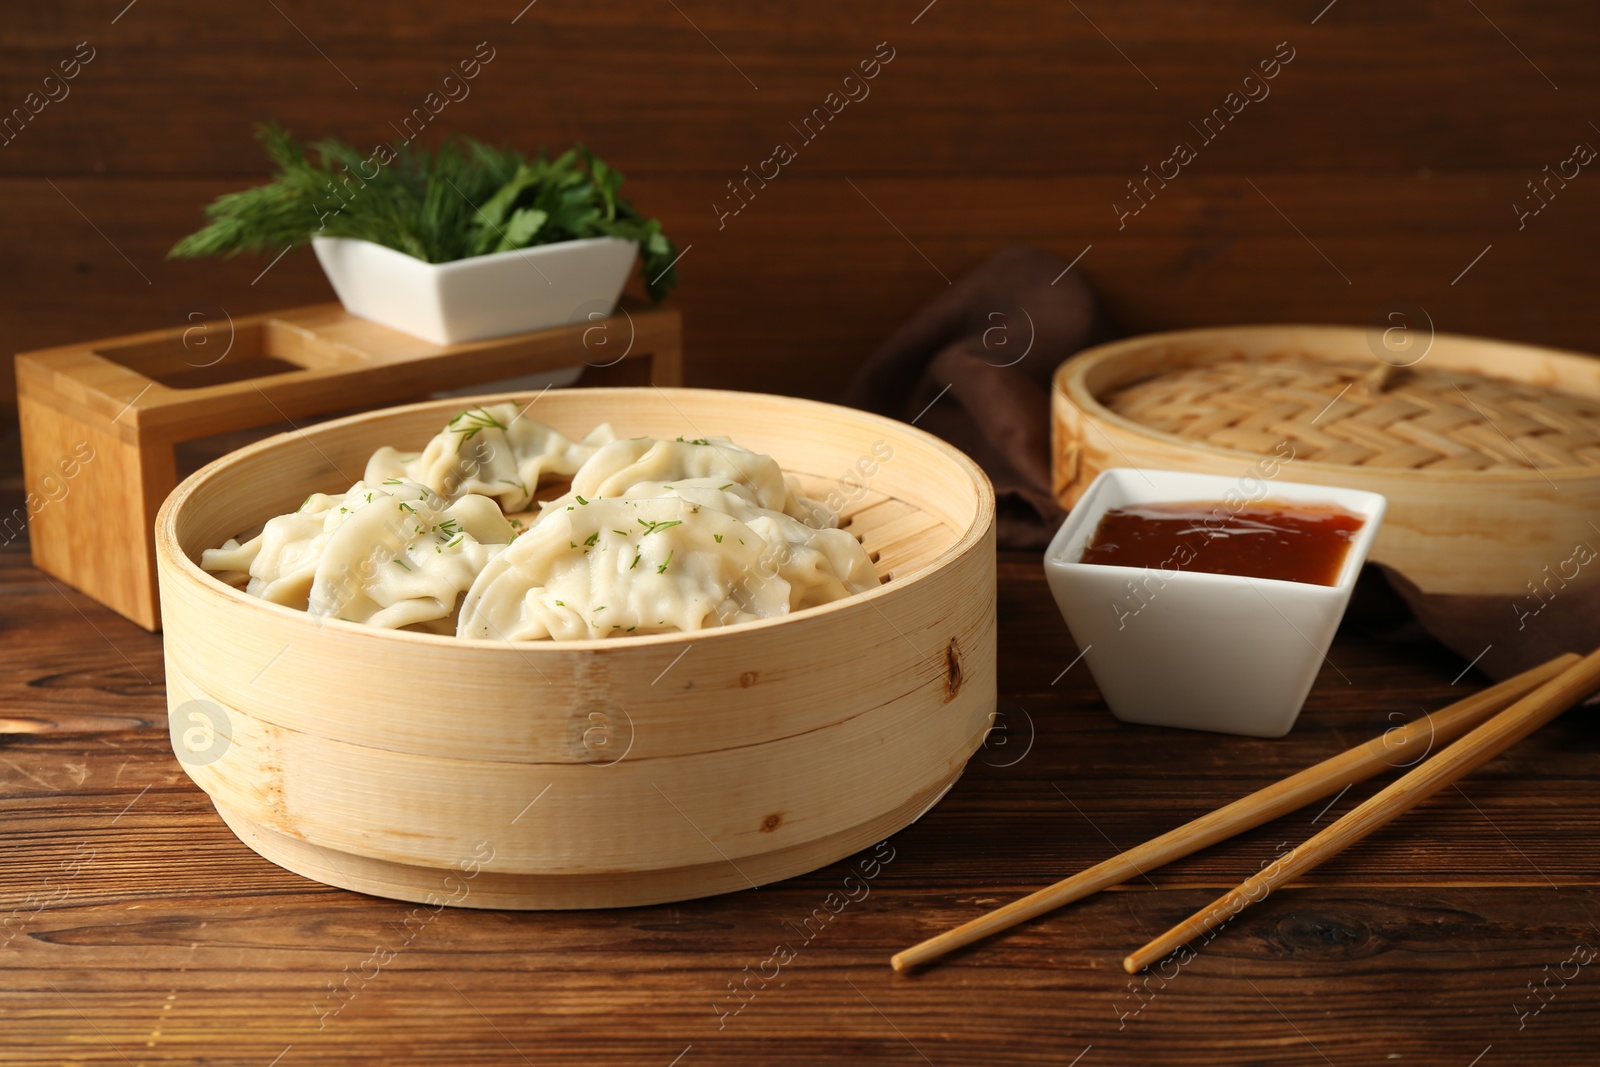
[168,124,680,301]
[448,407,507,441]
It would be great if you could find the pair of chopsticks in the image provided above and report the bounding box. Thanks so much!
[892,649,1597,974]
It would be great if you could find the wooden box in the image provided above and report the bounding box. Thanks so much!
[15,303,681,629]
[155,387,996,908]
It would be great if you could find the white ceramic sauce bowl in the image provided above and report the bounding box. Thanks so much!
[1044,468,1386,738]
[312,235,639,345]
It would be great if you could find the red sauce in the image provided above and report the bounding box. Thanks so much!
[1078,501,1364,587]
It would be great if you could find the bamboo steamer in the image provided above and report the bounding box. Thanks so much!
[156,388,996,909]
[1052,325,1600,596]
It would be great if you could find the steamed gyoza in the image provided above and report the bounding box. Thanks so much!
[550,436,833,527]
[457,487,878,641]
[365,402,616,513]
[202,406,882,640]
[201,479,514,630]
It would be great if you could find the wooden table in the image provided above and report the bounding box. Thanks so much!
[4,537,1597,1064]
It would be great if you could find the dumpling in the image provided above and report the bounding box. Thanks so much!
[457,488,879,642]
[458,495,774,640]
[365,403,616,512]
[306,486,514,629]
[201,480,515,630]
[201,495,338,607]
[662,485,879,611]
[548,436,836,527]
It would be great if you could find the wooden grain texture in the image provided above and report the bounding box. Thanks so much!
[894,653,1580,972]
[4,1,1600,410]
[5,520,1600,1063]
[1125,645,1600,971]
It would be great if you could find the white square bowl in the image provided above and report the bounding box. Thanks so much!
[1044,468,1386,738]
[311,235,639,345]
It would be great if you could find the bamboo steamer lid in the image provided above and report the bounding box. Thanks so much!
[1051,325,1600,596]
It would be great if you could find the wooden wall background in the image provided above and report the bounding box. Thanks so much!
[3,0,1598,416]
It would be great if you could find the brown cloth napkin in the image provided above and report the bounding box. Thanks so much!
[845,244,1592,683]
[844,245,1113,551]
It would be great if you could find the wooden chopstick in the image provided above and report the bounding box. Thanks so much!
[889,653,1578,973]
[1123,645,1600,974]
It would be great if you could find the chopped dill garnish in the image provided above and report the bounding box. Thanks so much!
[393,559,411,571]
[554,599,564,606]
[575,495,589,505]
[449,407,507,441]
[657,550,673,574]
[383,478,405,486]
[445,534,464,549]
[398,502,415,513]
[298,494,313,512]
[637,518,683,536]
[630,553,641,570]
[612,529,628,536]
[713,534,723,543]
[583,532,600,546]
[718,483,733,491]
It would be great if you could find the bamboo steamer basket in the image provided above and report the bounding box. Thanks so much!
[1052,325,1600,596]
[157,387,996,909]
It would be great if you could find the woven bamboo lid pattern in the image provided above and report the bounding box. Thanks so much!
[1104,353,1600,472]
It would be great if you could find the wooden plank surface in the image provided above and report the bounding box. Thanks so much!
[4,0,1600,408]
[3,505,1598,1063]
